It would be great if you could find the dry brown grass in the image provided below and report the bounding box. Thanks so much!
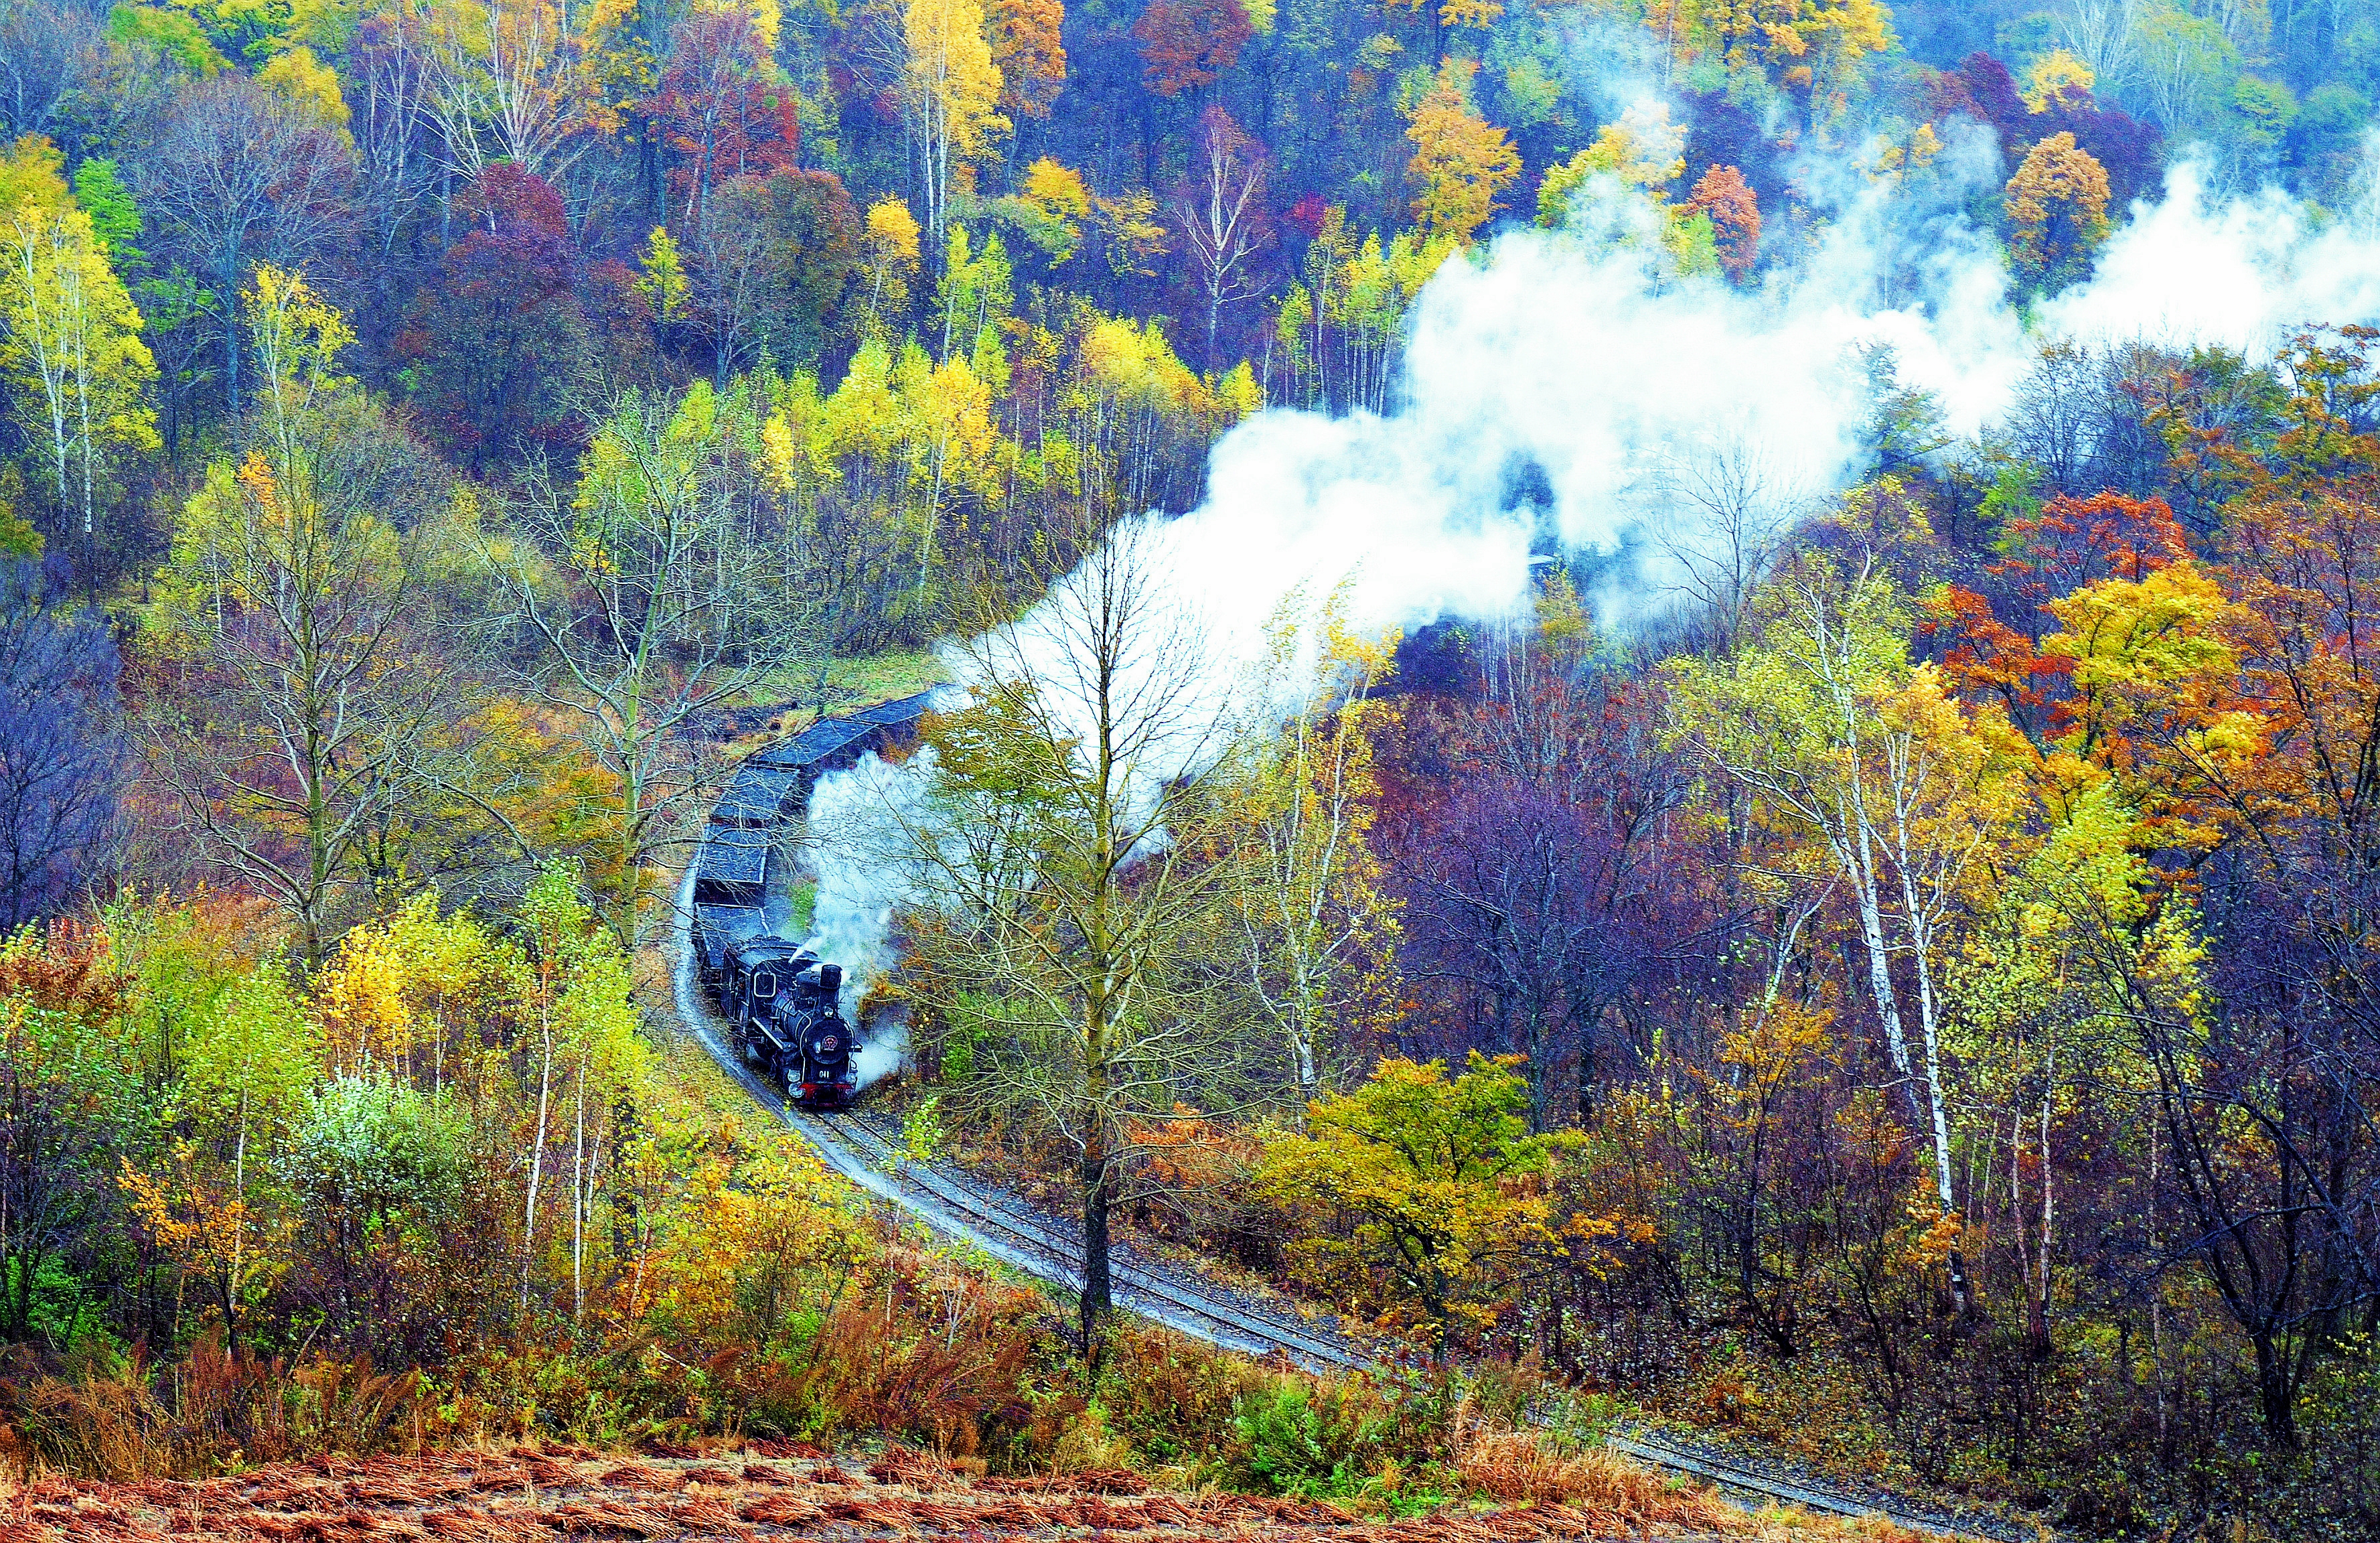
[0,1435,1973,1542]
[1459,1428,1732,1524]
[1453,1428,1949,1543]
[0,1340,431,1483]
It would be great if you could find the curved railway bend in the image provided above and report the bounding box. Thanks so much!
[671,861,2041,1543]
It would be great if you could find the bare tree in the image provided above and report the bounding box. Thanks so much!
[903,520,1254,1354]
[138,77,354,421]
[0,0,96,141]
[1171,105,1270,369]
[2006,341,2105,496]
[1653,432,1792,652]
[350,9,442,273]
[691,180,777,386]
[480,383,825,944]
[0,561,126,929]
[1400,781,1630,1130]
[425,0,595,185]
[2059,0,2138,95]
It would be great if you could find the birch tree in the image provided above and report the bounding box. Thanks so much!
[425,0,597,184]
[0,156,158,587]
[901,0,1008,240]
[1667,547,2027,1311]
[508,863,641,1323]
[1173,106,1270,370]
[1223,591,1400,1107]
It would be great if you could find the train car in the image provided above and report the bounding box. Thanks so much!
[721,936,853,1106]
[744,690,942,786]
[692,824,772,905]
[698,694,939,1107]
[692,901,765,986]
[711,763,805,828]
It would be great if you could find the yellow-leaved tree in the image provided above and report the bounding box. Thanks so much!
[0,134,159,587]
[1531,101,1724,276]
[146,267,463,969]
[1257,1054,1577,1363]
[2005,132,2111,291]
[861,195,923,332]
[903,0,1009,239]
[1645,0,1890,128]
[1222,588,1402,1106]
[1665,541,2032,1313]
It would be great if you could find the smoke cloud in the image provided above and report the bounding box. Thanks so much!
[801,141,2380,1064]
[800,741,942,1084]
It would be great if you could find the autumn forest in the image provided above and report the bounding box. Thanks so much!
[1,0,2378,1535]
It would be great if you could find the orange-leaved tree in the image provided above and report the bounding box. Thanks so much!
[121,1141,295,1360]
[1686,163,1761,281]
[2004,132,2111,289]
[989,0,1066,118]
[1404,60,1519,245]
[1134,0,1252,97]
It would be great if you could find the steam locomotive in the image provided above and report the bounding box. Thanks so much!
[690,690,937,1109]
[722,939,853,1104]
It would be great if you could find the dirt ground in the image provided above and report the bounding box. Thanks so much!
[0,1439,1898,1542]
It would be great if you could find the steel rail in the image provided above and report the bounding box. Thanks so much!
[1601,1432,2020,1540]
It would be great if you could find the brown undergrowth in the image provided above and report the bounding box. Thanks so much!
[0,1340,432,1483]
[0,1438,1933,1542]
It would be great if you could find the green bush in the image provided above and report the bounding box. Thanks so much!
[1235,1383,1335,1495]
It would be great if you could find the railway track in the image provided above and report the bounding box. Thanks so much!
[812,1108,1372,1371]
[666,873,2030,1541]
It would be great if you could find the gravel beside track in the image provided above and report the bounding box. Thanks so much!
[668,868,2040,1543]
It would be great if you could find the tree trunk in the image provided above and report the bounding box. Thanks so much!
[522,993,554,1315]
[2255,1331,2298,1448]
[222,261,242,423]
[1079,1129,1112,1358]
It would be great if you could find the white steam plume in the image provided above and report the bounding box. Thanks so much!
[802,145,2380,1068]
[802,741,942,1085]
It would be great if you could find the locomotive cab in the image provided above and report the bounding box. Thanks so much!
[723,936,813,1076]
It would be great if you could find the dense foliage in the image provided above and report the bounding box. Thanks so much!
[1,0,2377,1535]
[902,339,2380,1538]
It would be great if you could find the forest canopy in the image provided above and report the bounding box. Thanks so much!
[2,0,2379,1536]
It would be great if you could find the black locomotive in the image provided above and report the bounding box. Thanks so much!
[690,690,938,1109]
[722,937,854,1105]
